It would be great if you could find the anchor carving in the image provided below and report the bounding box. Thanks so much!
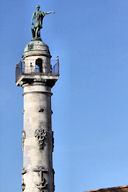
[33,166,48,191]
[36,177,47,191]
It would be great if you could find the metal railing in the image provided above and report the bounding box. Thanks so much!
[15,57,59,82]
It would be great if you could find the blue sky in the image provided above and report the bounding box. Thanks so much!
[0,0,128,192]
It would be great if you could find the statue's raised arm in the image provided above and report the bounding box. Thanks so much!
[43,11,55,16]
[31,5,55,40]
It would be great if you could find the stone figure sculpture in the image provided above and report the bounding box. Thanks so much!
[31,5,55,40]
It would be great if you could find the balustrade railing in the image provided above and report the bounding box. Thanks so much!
[15,57,59,82]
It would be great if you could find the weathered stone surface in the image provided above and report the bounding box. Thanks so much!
[16,39,59,192]
[23,40,51,58]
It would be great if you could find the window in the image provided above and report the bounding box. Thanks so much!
[35,58,43,72]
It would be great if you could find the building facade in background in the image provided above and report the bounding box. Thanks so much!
[86,186,128,192]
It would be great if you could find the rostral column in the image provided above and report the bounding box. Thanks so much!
[15,5,59,192]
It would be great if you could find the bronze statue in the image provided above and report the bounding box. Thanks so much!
[31,5,55,40]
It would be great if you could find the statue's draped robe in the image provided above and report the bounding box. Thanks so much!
[34,11,45,29]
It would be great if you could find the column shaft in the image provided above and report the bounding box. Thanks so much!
[22,83,54,192]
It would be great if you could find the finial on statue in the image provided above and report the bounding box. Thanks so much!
[31,5,55,41]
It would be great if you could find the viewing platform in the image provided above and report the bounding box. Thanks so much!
[15,57,59,87]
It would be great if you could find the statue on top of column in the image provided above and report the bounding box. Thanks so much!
[31,5,55,40]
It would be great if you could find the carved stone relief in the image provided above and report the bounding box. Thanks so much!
[39,108,44,112]
[33,166,48,174]
[36,177,48,191]
[21,179,26,192]
[33,166,48,191]
[38,107,50,113]
[22,130,26,151]
[35,129,47,150]
[22,168,27,175]
[21,168,27,192]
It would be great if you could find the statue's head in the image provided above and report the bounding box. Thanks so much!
[36,5,40,11]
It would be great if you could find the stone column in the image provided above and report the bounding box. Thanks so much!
[21,83,54,192]
[16,39,59,192]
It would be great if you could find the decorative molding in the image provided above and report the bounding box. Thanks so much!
[23,91,53,96]
[22,130,26,151]
[35,129,47,150]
